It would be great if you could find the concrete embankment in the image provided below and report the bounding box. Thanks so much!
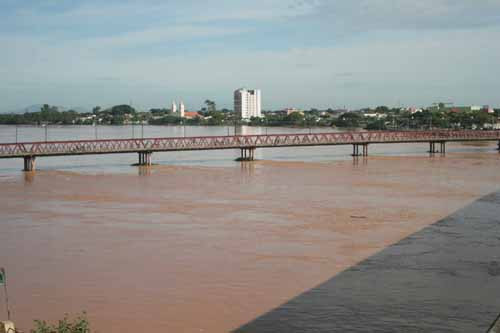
[235,191,500,333]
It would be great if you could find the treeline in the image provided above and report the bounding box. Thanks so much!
[1,104,499,130]
[0,104,138,125]
[0,105,80,125]
[250,108,499,130]
[149,110,233,126]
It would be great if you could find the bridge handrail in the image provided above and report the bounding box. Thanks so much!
[0,130,498,157]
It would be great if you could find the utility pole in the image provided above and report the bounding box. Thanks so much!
[141,117,144,139]
[15,126,18,143]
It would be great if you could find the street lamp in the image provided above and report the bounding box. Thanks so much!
[141,118,144,139]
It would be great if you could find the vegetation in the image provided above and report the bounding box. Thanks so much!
[0,104,139,126]
[30,313,90,333]
[203,100,216,113]
[0,103,498,130]
[0,104,79,125]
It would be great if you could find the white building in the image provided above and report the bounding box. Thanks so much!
[234,88,262,119]
[284,107,303,116]
[171,100,177,113]
[179,101,185,118]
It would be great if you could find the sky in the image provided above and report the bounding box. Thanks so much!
[1,0,500,112]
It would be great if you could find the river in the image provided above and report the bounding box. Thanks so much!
[0,125,499,332]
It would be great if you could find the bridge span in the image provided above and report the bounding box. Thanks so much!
[0,130,498,171]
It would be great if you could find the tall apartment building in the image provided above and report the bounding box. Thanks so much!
[234,88,262,119]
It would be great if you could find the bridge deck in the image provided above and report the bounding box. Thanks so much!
[0,130,499,158]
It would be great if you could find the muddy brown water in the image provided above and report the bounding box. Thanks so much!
[0,147,499,332]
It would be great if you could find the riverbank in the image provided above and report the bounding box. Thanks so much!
[235,190,500,332]
[0,152,499,332]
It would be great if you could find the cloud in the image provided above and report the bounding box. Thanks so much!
[307,0,500,32]
[1,1,500,111]
[4,0,315,32]
[3,25,499,110]
[80,25,249,50]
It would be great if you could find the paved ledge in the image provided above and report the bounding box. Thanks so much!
[489,314,500,333]
[234,191,500,333]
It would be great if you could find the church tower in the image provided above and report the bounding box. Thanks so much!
[179,101,185,118]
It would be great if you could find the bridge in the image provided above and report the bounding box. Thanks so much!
[0,130,499,171]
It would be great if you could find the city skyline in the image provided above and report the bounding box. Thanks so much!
[1,1,500,112]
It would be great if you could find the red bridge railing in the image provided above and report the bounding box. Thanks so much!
[0,130,499,158]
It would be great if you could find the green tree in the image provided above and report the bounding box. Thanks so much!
[109,105,136,116]
[286,112,305,126]
[31,313,90,333]
[334,112,362,128]
[365,119,387,130]
[375,106,390,113]
[204,100,216,113]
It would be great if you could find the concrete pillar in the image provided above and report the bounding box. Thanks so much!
[362,144,369,157]
[238,148,256,161]
[249,148,255,161]
[23,156,36,172]
[137,152,152,166]
[440,142,446,155]
[429,142,436,154]
[352,144,361,157]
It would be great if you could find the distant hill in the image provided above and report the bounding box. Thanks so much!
[3,105,90,114]
[70,106,90,113]
[6,104,44,114]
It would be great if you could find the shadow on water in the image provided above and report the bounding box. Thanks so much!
[233,191,500,333]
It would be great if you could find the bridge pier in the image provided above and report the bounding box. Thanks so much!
[352,144,368,157]
[137,151,152,166]
[239,147,256,161]
[497,140,500,152]
[23,156,36,172]
[429,141,446,155]
[362,144,368,157]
